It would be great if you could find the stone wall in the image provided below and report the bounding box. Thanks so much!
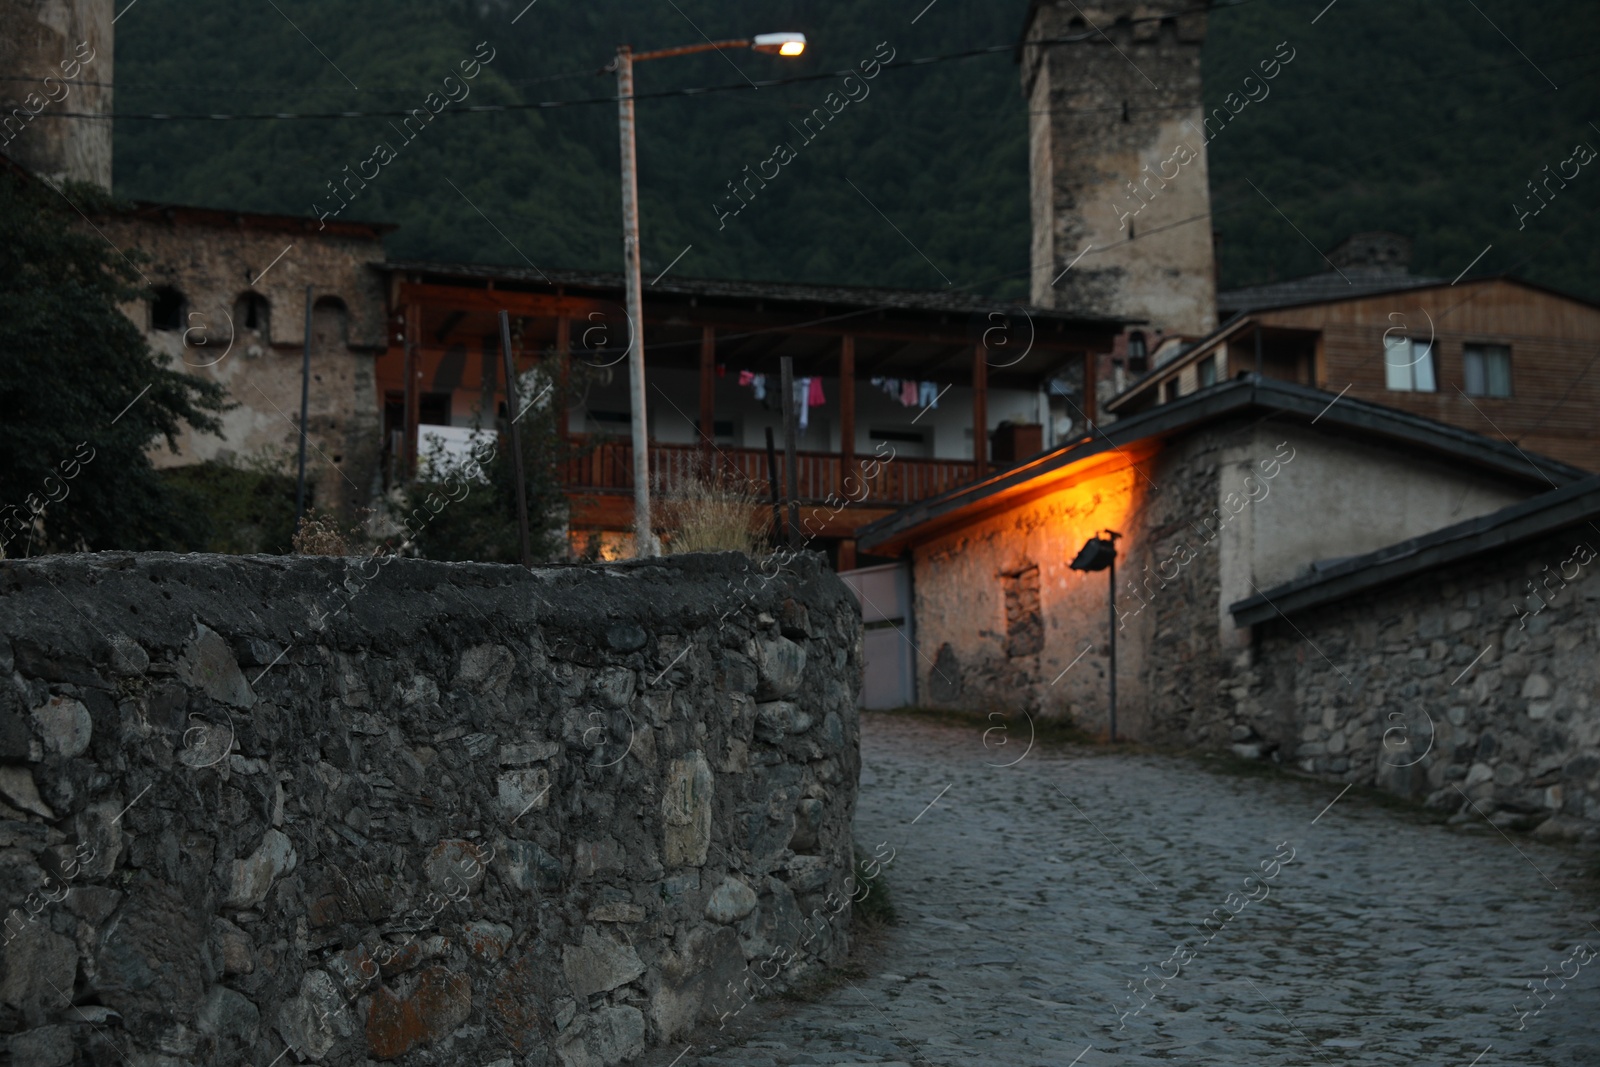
[1228,523,1600,840]
[0,551,862,1065]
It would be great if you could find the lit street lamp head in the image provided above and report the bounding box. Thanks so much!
[752,32,806,56]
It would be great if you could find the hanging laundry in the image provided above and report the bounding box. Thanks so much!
[739,370,754,386]
[716,363,727,378]
[796,376,812,432]
[808,377,825,406]
[752,373,766,401]
[901,380,918,406]
[918,381,941,408]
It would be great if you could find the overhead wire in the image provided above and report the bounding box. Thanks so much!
[26,1,1238,122]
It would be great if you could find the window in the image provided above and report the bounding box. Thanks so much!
[1163,379,1180,403]
[1463,343,1512,397]
[999,562,1043,658]
[417,393,452,426]
[1383,335,1436,392]
[234,291,270,336]
[1198,355,1217,388]
[1127,331,1148,375]
[150,286,185,332]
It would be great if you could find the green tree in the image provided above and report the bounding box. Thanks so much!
[398,365,577,563]
[0,167,229,554]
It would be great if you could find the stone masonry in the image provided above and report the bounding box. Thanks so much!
[0,550,861,1065]
[1227,523,1600,840]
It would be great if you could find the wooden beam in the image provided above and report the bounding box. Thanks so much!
[399,283,611,319]
[1082,350,1097,429]
[398,281,1122,350]
[564,491,896,537]
[433,310,466,342]
[403,300,421,478]
[857,338,917,377]
[973,343,988,477]
[838,538,857,572]
[699,325,716,470]
[840,335,856,499]
[556,315,570,449]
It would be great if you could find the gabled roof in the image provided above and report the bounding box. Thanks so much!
[856,376,1589,554]
[1217,266,1443,316]
[1230,474,1600,626]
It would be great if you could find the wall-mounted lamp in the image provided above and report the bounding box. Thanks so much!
[1070,529,1122,740]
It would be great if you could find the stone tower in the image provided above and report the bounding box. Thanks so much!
[0,0,114,190]
[1021,1,1215,337]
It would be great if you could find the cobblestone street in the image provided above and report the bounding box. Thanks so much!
[665,713,1600,1067]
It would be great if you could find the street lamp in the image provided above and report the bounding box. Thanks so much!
[1069,529,1122,741]
[610,31,807,557]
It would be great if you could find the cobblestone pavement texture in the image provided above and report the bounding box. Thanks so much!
[648,712,1600,1067]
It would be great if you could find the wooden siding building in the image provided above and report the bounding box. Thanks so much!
[1105,274,1600,473]
[377,261,1126,565]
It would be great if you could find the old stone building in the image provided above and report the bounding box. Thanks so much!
[1019,0,1217,338]
[1227,476,1600,835]
[857,378,1586,730]
[96,204,393,519]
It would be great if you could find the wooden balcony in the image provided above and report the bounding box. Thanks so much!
[564,435,977,506]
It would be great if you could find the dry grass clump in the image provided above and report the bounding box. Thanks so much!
[657,471,770,556]
[291,507,368,556]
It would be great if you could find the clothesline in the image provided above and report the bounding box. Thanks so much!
[733,371,942,431]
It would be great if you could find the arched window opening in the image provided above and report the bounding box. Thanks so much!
[151,286,185,332]
[312,295,350,347]
[234,291,271,338]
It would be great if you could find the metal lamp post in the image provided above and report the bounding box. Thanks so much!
[1070,529,1122,741]
[611,31,806,558]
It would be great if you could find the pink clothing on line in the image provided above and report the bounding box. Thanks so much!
[808,377,825,405]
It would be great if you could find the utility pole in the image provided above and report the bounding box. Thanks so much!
[295,284,312,528]
[781,356,799,548]
[499,311,533,568]
[615,45,654,557]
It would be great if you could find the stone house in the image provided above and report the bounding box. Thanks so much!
[855,377,1588,739]
[1229,475,1600,837]
[96,203,394,519]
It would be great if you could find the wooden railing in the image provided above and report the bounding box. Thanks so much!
[564,436,977,506]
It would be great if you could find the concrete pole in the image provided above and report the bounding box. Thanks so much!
[616,46,655,557]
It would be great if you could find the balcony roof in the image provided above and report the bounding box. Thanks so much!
[382,259,1130,390]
